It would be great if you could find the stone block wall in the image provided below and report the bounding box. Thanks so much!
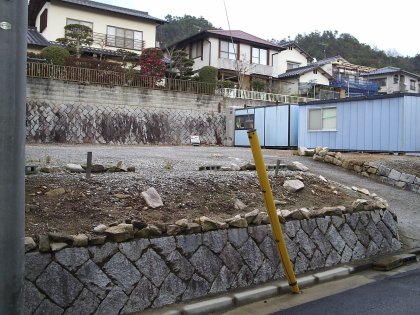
[26,78,227,145]
[313,149,420,194]
[25,210,400,314]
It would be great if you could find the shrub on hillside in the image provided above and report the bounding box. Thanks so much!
[40,46,70,65]
[198,66,218,83]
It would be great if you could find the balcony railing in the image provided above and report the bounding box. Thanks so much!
[27,62,217,95]
[91,32,145,51]
[222,88,317,103]
[217,58,273,76]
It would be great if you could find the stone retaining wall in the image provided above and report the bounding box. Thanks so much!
[25,209,400,314]
[313,148,420,194]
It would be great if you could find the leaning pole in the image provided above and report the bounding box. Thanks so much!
[0,0,27,314]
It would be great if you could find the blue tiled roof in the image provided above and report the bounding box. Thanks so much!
[27,27,50,46]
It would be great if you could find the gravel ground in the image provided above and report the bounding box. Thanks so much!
[25,144,420,248]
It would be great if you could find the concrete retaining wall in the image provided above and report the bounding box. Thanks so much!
[25,209,400,314]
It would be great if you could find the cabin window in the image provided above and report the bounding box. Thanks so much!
[106,26,143,50]
[393,75,399,84]
[190,41,203,59]
[287,61,300,70]
[252,47,268,65]
[235,114,254,130]
[40,9,48,32]
[220,41,238,60]
[375,78,387,87]
[410,80,416,91]
[308,107,336,131]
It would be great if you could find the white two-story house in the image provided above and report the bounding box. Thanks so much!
[168,29,286,91]
[28,0,165,57]
[360,67,420,94]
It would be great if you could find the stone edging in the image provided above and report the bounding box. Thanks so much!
[25,209,401,314]
[311,147,420,194]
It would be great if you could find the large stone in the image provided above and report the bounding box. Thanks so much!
[326,226,346,253]
[248,225,269,243]
[219,243,244,274]
[399,173,415,184]
[341,245,353,263]
[135,224,162,238]
[332,215,345,228]
[103,252,141,294]
[254,258,277,284]
[287,161,309,172]
[185,222,202,234]
[38,235,50,252]
[121,277,158,314]
[238,238,264,274]
[301,219,317,236]
[93,224,107,234]
[316,217,331,234]
[150,236,176,257]
[366,223,384,245]
[354,222,371,247]
[325,249,341,267]
[36,262,83,308]
[310,249,325,270]
[284,234,299,261]
[72,234,89,247]
[295,230,316,258]
[189,246,223,282]
[227,228,248,248]
[294,253,309,274]
[226,216,248,228]
[46,187,66,197]
[166,250,194,280]
[141,187,163,208]
[378,165,391,177]
[339,224,358,249]
[203,230,227,254]
[259,236,280,265]
[89,242,118,264]
[288,208,310,220]
[210,265,235,293]
[234,198,247,210]
[76,259,113,299]
[24,280,45,315]
[167,224,182,235]
[176,234,202,256]
[50,242,68,252]
[235,265,254,287]
[283,180,304,192]
[136,249,170,287]
[311,228,332,256]
[48,232,74,244]
[352,241,366,260]
[244,209,260,224]
[182,274,210,301]
[345,213,360,229]
[105,224,134,242]
[285,220,300,238]
[33,299,63,315]
[388,169,401,181]
[119,239,150,262]
[66,163,84,173]
[64,288,100,315]
[382,210,398,236]
[320,206,346,216]
[25,252,52,282]
[55,247,89,272]
[94,287,128,315]
[153,274,186,308]
[197,216,219,232]
[25,237,37,252]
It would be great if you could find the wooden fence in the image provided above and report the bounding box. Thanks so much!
[26,62,218,95]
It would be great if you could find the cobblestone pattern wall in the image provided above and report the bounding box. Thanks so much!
[25,210,400,314]
[26,78,227,145]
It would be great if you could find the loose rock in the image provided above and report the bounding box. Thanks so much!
[94,224,107,234]
[283,180,305,192]
[25,237,37,252]
[141,187,163,208]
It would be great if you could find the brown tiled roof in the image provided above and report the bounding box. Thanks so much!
[206,30,277,48]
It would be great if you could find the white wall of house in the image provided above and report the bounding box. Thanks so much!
[35,1,158,52]
[277,47,309,74]
[365,74,419,94]
[299,71,331,86]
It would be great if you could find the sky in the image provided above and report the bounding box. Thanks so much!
[100,0,418,57]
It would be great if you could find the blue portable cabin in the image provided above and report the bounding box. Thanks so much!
[298,93,420,152]
[234,104,299,148]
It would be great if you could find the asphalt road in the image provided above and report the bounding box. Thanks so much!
[272,268,420,315]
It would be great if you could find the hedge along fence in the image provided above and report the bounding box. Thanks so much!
[24,209,401,314]
[27,62,218,95]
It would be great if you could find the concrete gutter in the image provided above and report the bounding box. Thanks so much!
[139,248,419,315]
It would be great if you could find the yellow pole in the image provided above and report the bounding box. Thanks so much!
[247,129,300,294]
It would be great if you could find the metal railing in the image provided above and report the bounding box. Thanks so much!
[92,32,145,51]
[26,62,217,95]
[221,88,317,103]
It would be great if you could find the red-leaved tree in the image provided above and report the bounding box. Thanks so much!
[139,48,166,78]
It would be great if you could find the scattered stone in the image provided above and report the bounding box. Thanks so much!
[320,206,346,216]
[319,175,328,182]
[240,162,256,171]
[94,224,107,234]
[288,208,310,220]
[351,199,368,212]
[244,209,260,224]
[357,188,370,196]
[116,161,128,172]
[50,242,68,252]
[72,234,89,247]
[114,193,130,199]
[45,187,65,197]
[105,224,134,242]
[185,223,201,234]
[25,237,37,252]
[226,216,248,228]
[175,218,189,228]
[127,166,136,172]
[287,161,309,172]
[313,155,324,162]
[90,164,105,173]
[132,220,147,230]
[89,235,107,246]
[283,180,304,192]
[351,186,358,191]
[38,235,50,252]
[141,187,163,208]
[48,233,74,244]
[196,216,219,232]
[135,225,162,238]
[65,163,84,173]
[229,163,241,171]
[274,200,287,206]
[166,224,182,236]
[234,199,247,211]
[388,169,401,181]
[40,166,62,173]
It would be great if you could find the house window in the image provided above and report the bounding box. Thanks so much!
[410,80,416,90]
[190,41,203,59]
[313,70,318,74]
[375,78,387,87]
[308,107,336,131]
[106,26,143,50]
[235,115,254,130]
[393,75,399,84]
[66,18,93,31]
[40,9,48,32]
[252,47,268,65]
[220,40,238,60]
[287,61,301,70]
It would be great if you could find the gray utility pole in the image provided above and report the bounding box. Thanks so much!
[0,0,27,314]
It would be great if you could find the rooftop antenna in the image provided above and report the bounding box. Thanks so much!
[223,0,239,85]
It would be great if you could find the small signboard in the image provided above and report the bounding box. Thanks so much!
[190,135,200,146]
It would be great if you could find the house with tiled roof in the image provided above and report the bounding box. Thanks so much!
[360,67,420,94]
[27,26,50,53]
[276,41,313,74]
[168,29,286,91]
[28,0,165,57]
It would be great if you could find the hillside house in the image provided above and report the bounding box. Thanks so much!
[28,0,164,58]
[360,67,420,94]
[168,29,286,91]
